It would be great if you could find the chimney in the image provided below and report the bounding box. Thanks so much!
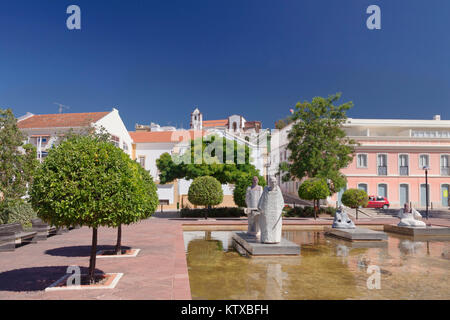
[433,115,441,121]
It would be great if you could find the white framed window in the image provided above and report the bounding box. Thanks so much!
[399,154,409,176]
[110,135,120,148]
[441,155,450,176]
[357,154,368,168]
[139,156,145,168]
[419,154,429,169]
[122,142,129,152]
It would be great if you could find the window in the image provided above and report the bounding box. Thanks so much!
[377,154,387,175]
[441,155,450,176]
[419,154,429,169]
[110,135,120,148]
[122,142,129,152]
[399,154,409,176]
[357,154,368,168]
[357,183,368,193]
[139,156,145,168]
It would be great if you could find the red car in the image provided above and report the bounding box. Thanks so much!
[367,196,390,209]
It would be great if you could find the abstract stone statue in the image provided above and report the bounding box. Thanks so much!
[332,207,356,229]
[245,176,263,237]
[398,204,426,228]
[257,176,285,243]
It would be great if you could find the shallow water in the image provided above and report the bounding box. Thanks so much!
[183,230,450,300]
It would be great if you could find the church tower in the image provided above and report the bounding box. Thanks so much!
[190,108,203,130]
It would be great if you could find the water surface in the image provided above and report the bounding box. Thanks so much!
[184,230,450,300]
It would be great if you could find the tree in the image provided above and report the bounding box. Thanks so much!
[0,108,38,212]
[157,134,262,184]
[113,160,159,254]
[341,188,369,218]
[233,174,266,208]
[188,176,223,219]
[279,93,357,194]
[31,135,151,283]
[298,178,330,220]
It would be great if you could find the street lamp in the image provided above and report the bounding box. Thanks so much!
[422,165,430,220]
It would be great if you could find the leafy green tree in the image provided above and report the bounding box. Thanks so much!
[0,108,38,211]
[341,188,369,217]
[156,134,264,187]
[188,176,223,219]
[31,135,153,282]
[113,160,159,254]
[233,174,266,208]
[297,178,330,220]
[279,93,357,194]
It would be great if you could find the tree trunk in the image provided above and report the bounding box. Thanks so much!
[114,224,122,255]
[314,200,317,220]
[205,205,211,220]
[88,228,98,284]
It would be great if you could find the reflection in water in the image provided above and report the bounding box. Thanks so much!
[184,230,450,300]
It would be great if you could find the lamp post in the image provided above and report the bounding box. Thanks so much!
[422,165,430,220]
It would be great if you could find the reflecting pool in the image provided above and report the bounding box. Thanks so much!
[183,230,450,300]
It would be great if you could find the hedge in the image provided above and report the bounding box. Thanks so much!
[180,207,245,218]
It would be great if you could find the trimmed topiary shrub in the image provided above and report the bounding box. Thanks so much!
[298,178,331,220]
[188,176,223,207]
[341,188,369,218]
[0,199,37,228]
[188,176,224,219]
[31,135,156,282]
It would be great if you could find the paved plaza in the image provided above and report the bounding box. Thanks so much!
[0,215,449,300]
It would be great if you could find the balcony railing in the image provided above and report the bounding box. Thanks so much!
[378,166,387,176]
[399,166,409,176]
[442,167,450,176]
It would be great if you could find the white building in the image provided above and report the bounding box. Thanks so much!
[17,108,132,161]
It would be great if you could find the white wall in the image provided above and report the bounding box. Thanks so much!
[157,184,174,203]
[178,178,233,196]
[94,108,133,156]
[134,142,176,179]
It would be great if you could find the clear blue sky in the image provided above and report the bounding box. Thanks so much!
[1,0,449,130]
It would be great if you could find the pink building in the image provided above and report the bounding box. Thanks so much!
[271,115,450,209]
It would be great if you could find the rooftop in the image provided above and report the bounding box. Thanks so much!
[17,112,110,129]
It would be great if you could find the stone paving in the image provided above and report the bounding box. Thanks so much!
[0,215,448,300]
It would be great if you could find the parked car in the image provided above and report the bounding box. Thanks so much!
[367,196,390,209]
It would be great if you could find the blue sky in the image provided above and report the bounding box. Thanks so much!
[1,0,449,130]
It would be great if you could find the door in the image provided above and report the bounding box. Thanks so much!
[420,184,429,207]
[442,184,449,207]
[378,184,387,198]
[399,184,409,207]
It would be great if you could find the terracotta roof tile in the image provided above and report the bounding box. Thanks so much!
[17,112,110,129]
[129,130,205,143]
[202,119,228,127]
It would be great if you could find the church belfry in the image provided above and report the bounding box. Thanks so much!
[190,108,203,130]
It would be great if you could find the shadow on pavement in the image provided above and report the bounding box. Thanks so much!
[0,266,104,292]
[45,245,131,257]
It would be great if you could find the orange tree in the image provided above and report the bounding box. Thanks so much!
[31,135,157,282]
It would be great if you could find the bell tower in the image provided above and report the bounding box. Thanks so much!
[190,108,203,130]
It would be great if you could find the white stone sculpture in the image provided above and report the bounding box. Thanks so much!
[398,204,426,228]
[245,176,263,237]
[332,207,356,229]
[257,176,285,244]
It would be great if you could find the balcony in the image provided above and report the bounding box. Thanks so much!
[442,167,450,176]
[399,166,409,176]
[377,166,387,176]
